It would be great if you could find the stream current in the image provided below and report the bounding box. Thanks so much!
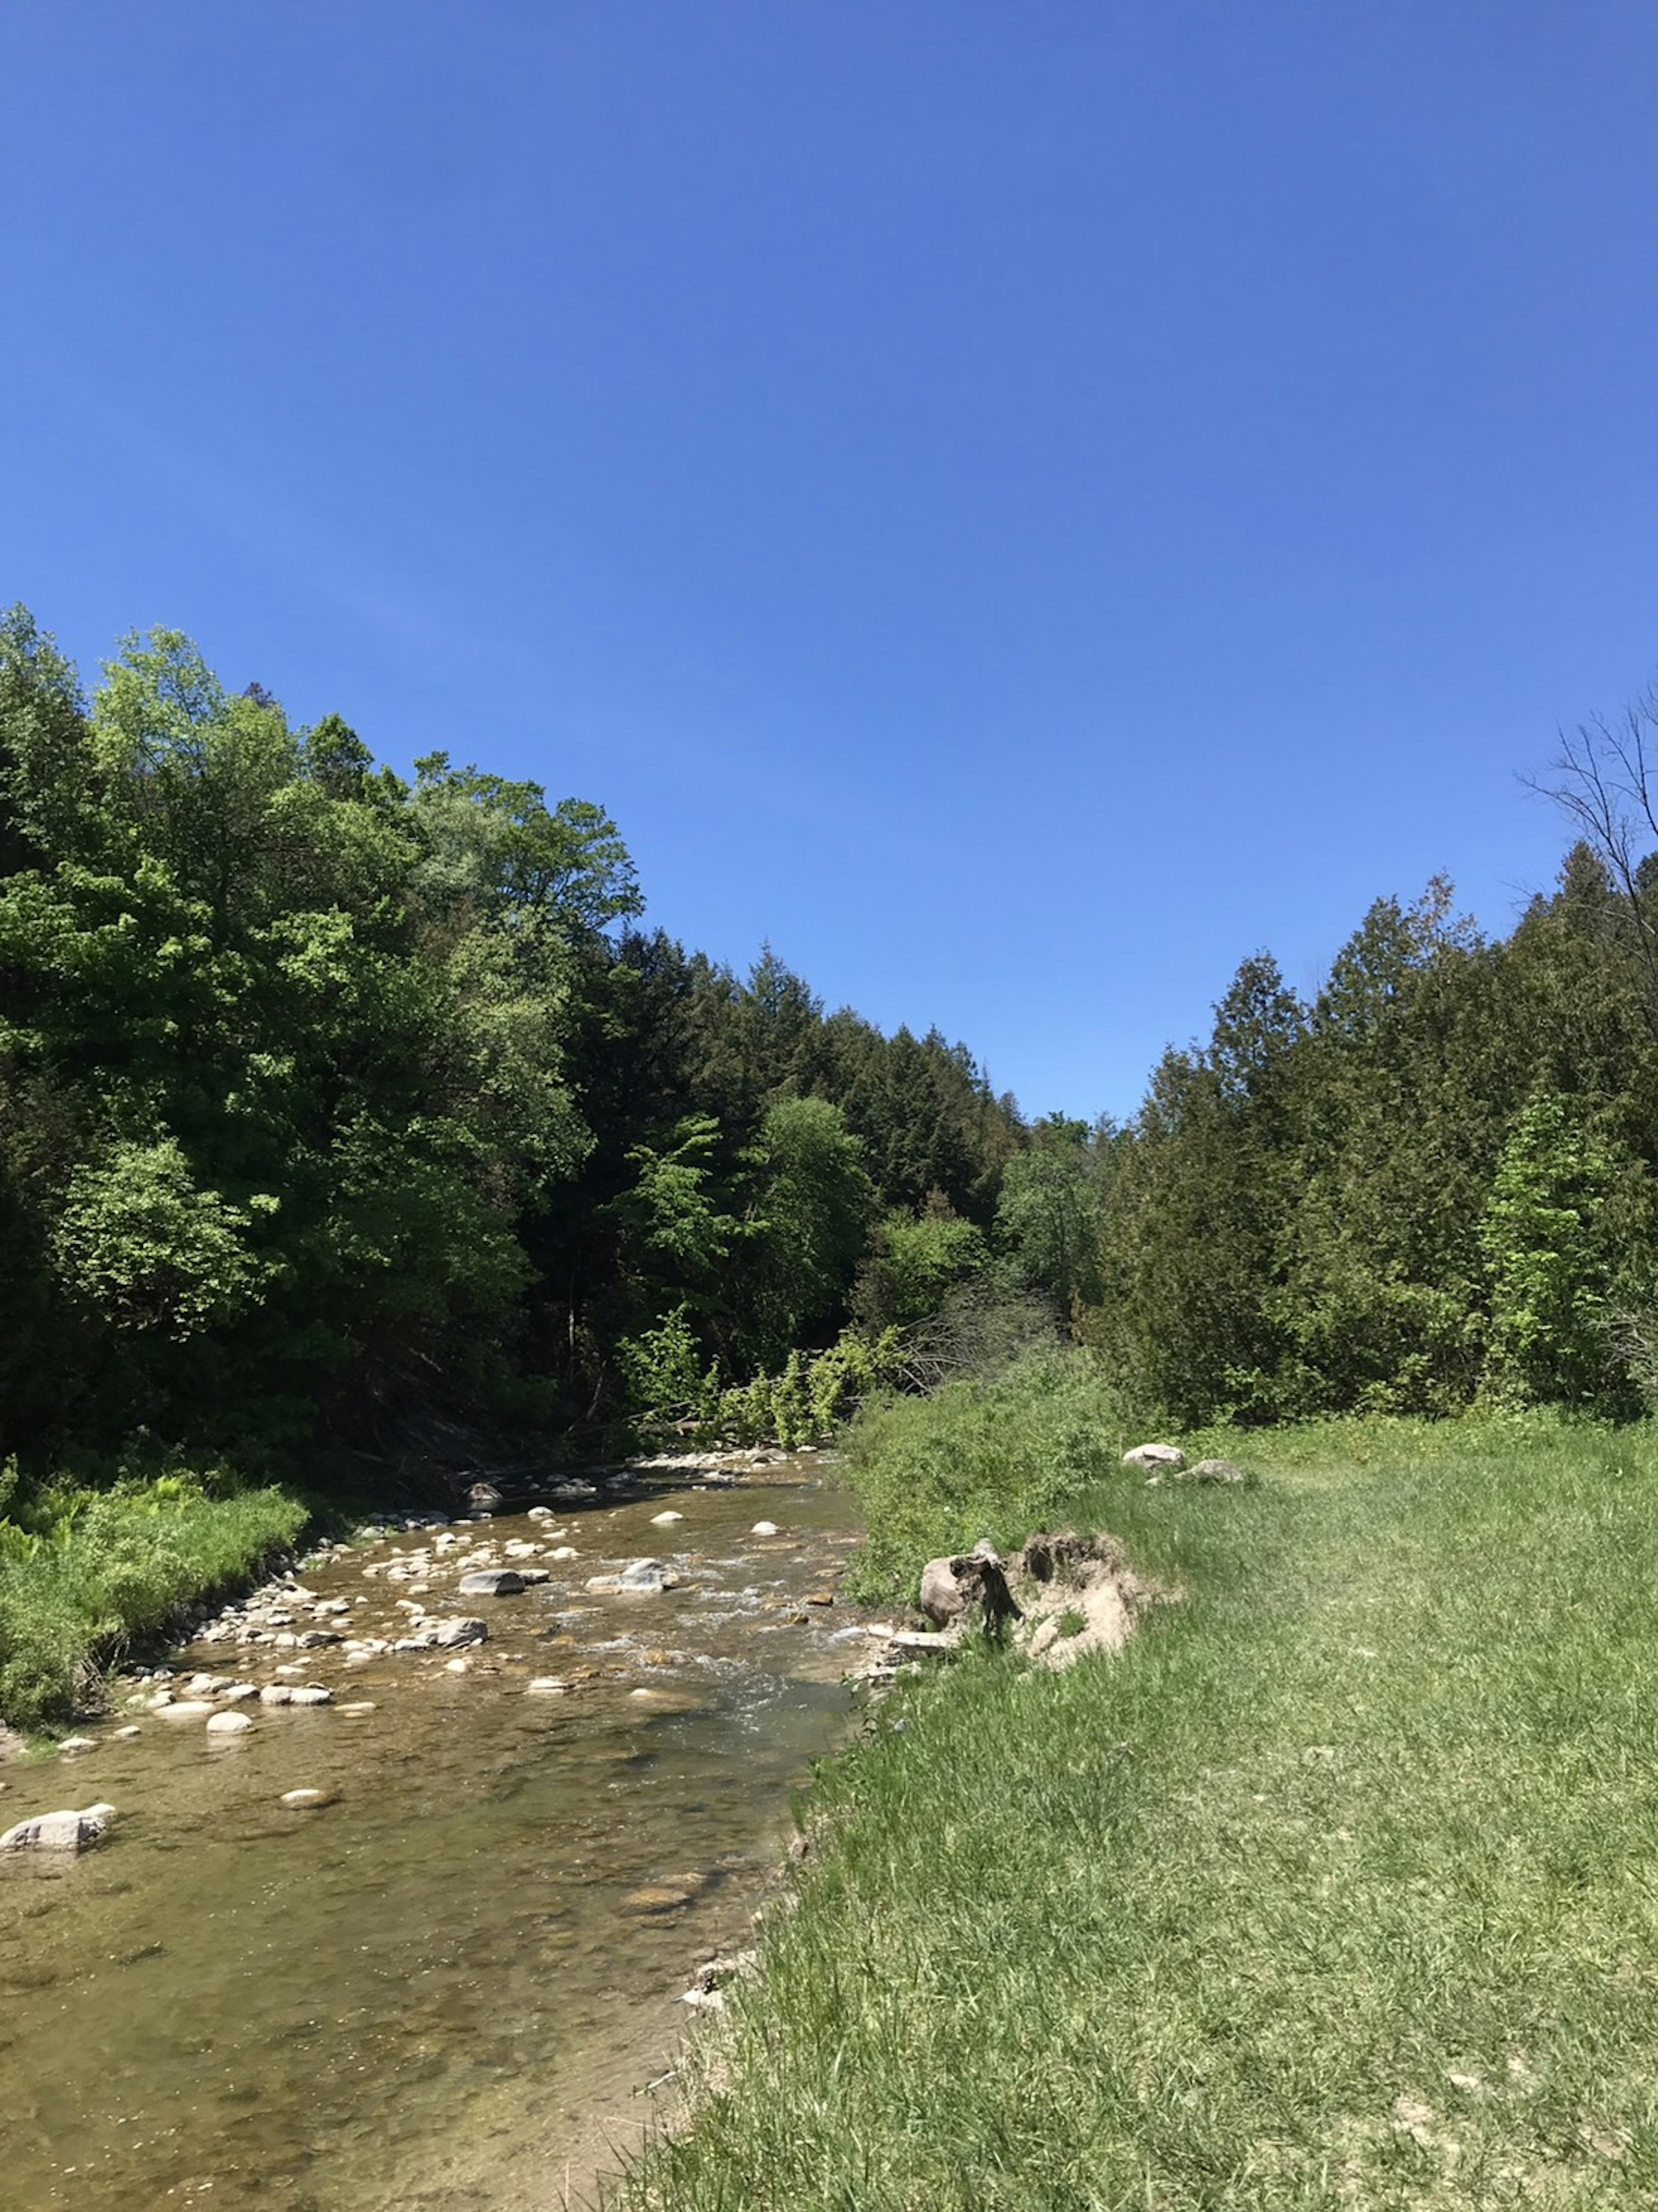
[0,1456,864,2209]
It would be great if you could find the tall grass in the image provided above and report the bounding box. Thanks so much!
[0,1474,307,1729]
[611,1397,1658,2209]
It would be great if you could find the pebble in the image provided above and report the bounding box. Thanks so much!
[650,1511,685,1526]
[443,1657,471,1674]
[280,1788,330,1809]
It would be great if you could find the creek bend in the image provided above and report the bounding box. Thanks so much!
[0,1455,866,2209]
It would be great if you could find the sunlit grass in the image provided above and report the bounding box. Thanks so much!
[612,1401,1658,2208]
[0,1478,307,1729]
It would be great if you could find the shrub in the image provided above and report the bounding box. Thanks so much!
[839,1347,1138,1601]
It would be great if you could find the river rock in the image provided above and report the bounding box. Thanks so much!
[585,1560,679,1595]
[259,1685,294,1705]
[429,1616,489,1648]
[58,1736,96,1753]
[620,1881,697,1913]
[650,1511,685,1526]
[467,1482,505,1515]
[280,1788,330,1809]
[206,1711,253,1735]
[750,1521,781,1537]
[917,1544,1020,1637]
[1,1803,115,1853]
[548,1546,579,1561]
[218,1682,259,1702]
[112,1725,142,1740]
[154,1700,216,1722]
[1122,1442,1185,1473]
[288,1686,332,1707]
[457,1569,527,1597]
[526,1677,569,1694]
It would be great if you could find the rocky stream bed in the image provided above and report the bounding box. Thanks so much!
[0,1450,875,2211]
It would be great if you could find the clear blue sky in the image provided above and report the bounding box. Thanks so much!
[5,2,1656,1119]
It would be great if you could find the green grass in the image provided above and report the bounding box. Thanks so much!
[611,1396,1658,2209]
[0,1475,308,1730]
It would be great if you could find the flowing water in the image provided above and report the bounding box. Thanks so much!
[0,1458,867,2210]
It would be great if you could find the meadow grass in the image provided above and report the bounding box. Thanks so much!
[611,1395,1658,2209]
[0,1476,307,1730]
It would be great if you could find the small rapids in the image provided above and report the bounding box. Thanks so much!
[0,1456,866,2210]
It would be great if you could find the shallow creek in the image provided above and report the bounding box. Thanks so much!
[0,1458,867,2210]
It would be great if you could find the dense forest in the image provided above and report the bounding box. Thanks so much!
[0,608,1040,1476]
[5,603,1658,1496]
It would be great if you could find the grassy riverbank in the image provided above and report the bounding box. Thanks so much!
[614,1380,1658,2208]
[0,1470,309,1731]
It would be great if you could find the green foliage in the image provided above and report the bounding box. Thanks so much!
[709,1325,908,1448]
[1479,1093,1628,1405]
[0,1474,306,1727]
[994,1115,1113,1315]
[853,1201,988,1331]
[613,1304,721,1429]
[50,1136,273,1338]
[737,1096,874,1365]
[604,1116,744,1304]
[840,1348,1134,1600]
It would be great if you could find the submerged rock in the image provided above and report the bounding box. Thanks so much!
[585,1559,679,1596]
[206,1711,253,1735]
[1,1803,115,1853]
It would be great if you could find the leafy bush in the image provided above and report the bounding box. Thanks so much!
[839,1347,1138,1601]
[613,1304,722,1429]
